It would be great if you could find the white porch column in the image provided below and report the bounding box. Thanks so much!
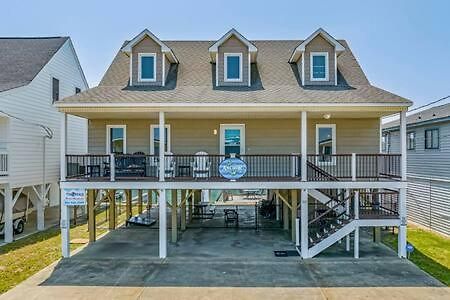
[300,188,308,258]
[159,189,167,258]
[345,188,350,251]
[36,194,45,231]
[60,113,70,257]
[354,191,359,259]
[159,112,165,182]
[275,190,280,221]
[4,186,13,243]
[301,111,307,182]
[400,110,407,181]
[398,188,407,258]
[398,110,407,258]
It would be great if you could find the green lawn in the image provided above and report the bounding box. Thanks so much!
[383,227,450,286]
[0,203,138,294]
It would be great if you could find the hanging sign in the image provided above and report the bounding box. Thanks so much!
[63,189,86,206]
[219,157,247,180]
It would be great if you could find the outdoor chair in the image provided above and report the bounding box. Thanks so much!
[162,151,176,178]
[193,151,210,179]
[224,208,239,227]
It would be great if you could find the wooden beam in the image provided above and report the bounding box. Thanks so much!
[291,189,298,242]
[109,190,116,230]
[282,191,289,230]
[171,189,178,243]
[147,189,153,210]
[125,189,132,219]
[276,190,292,210]
[138,190,143,214]
[88,189,96,242]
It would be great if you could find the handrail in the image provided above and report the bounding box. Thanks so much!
[309,192,354,225]
[306,161,339,181]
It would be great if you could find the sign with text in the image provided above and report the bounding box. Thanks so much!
[219,157,247,180]
[63,189,86,206]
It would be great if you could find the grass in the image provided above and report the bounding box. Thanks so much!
[0,202,139,294]
[383,226,450,286]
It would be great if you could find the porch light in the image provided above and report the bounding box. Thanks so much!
[213,129,218,135]
[323,114,331,119]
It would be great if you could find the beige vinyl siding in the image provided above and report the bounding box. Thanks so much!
[131,36,163,86]
[88,118,379,155]
[304,35,336,86]
[217,36,249,86]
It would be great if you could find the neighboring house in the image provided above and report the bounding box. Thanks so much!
[0,37,88,243]
[56,28,411,259]
[383,104,450,236]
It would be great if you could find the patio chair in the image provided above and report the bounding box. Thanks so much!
[163,151,176,178]
[193,151,210,179]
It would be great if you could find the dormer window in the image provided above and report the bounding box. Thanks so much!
[224,53,242,82]
[311,52,328,81]
[138,53,156,82]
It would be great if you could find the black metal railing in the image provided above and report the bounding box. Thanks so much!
[356,154,401,180]
[358,190,399,218]
[307,154,352,181]
[66,154,110,180]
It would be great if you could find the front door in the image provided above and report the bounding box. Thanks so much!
[220,124,245,155]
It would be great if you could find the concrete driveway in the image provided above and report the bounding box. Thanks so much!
[1,227,449,299]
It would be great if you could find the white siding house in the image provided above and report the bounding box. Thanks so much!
[0,37,88,243]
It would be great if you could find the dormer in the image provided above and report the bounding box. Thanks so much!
[121,29,178,87]
[209,29,257,87]
[289,28,345,86]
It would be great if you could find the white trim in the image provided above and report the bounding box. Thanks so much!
[208,28,257,61]
[150,124,171,155]
[301,54,305,86]
[121,29,178,63]
[289,28,345,63]
[220,124,245,155]
[129,53,133,86]
[162,53,165,87]
[316,124,336,155]
[215,53,219,87]
[60,180,407,190]
[106,125,127,154]
[56,102,411,108]
[138,53,157,82]
[224,53,243,82]
[334,51,337,86]
[248,52,251,87]
[310,52,329,81]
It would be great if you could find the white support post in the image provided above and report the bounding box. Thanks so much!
[159,189,167,258]
[159,112,165,182]
[4,186,13,243]
[300,188,308,258]
[60,188,70,258]
[354,190,359,259]
[295,218,300,247]
[398,188,407,258]
[36,193,45,231]
[351,153,356,181]
[301,111,307,182]
[110,153,115,181]
[60,113,67,182]
[345,188,350,252]
[400,110,407,181]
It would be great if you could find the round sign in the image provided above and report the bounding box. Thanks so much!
[219,157,247,180]
[406,243,414,253]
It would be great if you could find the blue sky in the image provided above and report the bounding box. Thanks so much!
[1,0,449,108]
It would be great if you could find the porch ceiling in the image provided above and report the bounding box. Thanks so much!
[61,106,404,120]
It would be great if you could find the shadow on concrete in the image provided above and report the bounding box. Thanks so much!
[40,227,444,288]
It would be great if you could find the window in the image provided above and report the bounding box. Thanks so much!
[316,124,336,162]
[75,87,81,94]
[150,125,170,155]
[52,77,59,102]
[224,53,242,82]
[310,52,329,81]
[106,125,126,154]
[138,53,156,82]
[425,128,439,149]
[407,132,416,150]
[220,124,245,155]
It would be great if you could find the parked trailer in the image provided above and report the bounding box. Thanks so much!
[0,193,34,236]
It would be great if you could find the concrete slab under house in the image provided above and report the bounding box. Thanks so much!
[55,27,411,265]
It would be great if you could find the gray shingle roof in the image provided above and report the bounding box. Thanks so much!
[383,103,450,130]
[0,37,68,92]
[59,39,411,105]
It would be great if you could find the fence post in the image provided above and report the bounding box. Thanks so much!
[351,153,356,181]
[110,153,115,182]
